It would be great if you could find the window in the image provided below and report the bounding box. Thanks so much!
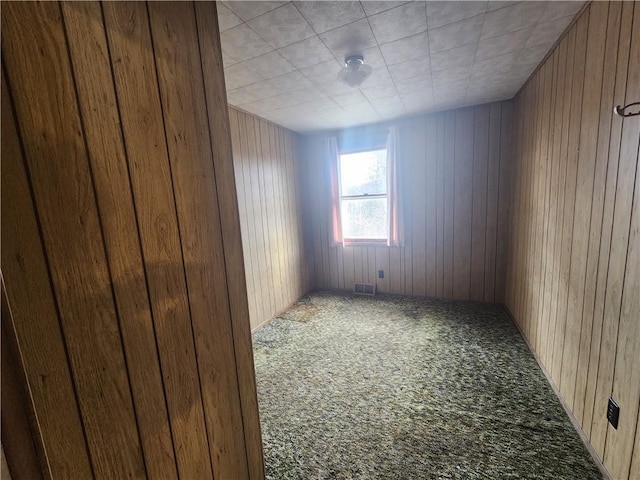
[338,148,388,243]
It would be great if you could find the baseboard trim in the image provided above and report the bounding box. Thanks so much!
[502,305,611,480]
[251,289,315,333]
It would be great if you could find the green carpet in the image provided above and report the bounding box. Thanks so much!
[252,291,602,479]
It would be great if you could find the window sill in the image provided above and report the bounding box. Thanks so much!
[342,239,388,247]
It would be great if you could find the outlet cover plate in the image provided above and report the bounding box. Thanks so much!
[607,397,619,429]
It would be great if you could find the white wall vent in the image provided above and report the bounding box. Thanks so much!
[353,283,376,296]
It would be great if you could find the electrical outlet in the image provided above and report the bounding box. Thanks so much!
[607,397,619,429]
[378,270,384,279]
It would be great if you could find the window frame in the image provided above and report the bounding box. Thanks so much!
[338,147,389,246]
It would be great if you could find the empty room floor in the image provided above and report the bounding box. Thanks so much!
[252,292,601,479]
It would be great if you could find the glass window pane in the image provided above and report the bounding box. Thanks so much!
[339,149,387,196]
[341,198,388,239]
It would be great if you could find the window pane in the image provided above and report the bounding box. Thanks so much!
[341,198,388,239]
[339,149,387,196]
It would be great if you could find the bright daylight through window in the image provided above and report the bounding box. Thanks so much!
[339,149,388,242]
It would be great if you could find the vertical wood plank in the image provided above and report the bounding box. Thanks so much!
[601,3,640,475]
[147,3,249,477]
[1,281,46,480]
[61,4,178,477]
[1,69,92,480]
[229,110,258,325]
[495,101,511,304]
[453,108,475,300]
[484,103,502,303]
[256,119,277,315]
[583,0,627,436]
[196,5,265,475]
[568,0,609,420]
[591,0,637,458]
[2,3,146,477]
[544,39,568,373]
[470,105,490,301]
[540,48,560,367]
[103,3,213,477]
[443,110,456,298]
[561,3,607,410]
[435,113,446,298]
[550,24,577,382]
[425,115,438,297]
[411,123,427,296]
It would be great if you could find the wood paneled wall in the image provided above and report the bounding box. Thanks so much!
[505,2,640,478]
[1,2,262,479]
[228,107,314,330]
[302,102,512,303]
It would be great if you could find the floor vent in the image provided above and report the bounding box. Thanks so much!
[353,283,376,296]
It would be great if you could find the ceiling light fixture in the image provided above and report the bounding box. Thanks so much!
[337,55,372,88]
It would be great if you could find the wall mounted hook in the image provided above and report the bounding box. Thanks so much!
[614,102,640,117]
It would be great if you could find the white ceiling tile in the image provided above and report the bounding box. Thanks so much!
[241,86,329,113]
[380,31,429,65]
[526,15,573,48]
[248,4,315,49]
[388,56,431,81]
[432,92,462,105]
[395,74,432,95]
[220,0,581,131]
[361,66,394,88]
[332,90,369,107]
[360,83,399,101]
[370,95,406,116]
[507,69,534,87]
[319,81,358,96]
[538,1,584,22]
[428,15,484,53]
[361,1,411,17]
[226,88,257,105]
[221,24,273,66]
[231,71,314,103]
[217,3,242,32]
[319,18,378,59]
[224,62,268,89]
[433,83,468,100]
[241,51,297,79]
[430,43,476,72]
[278,36,335,69]
[301,58,344,85]
[271,97,340,119]
[223,1,288,21]
[472,52,517,76]
[467,78,514,96]
[480,1,546,39]
[514,44,549,67]
[486,1,518,13]
[344,101,379,117]
[294,1,365,34]
[400,90,434,111]
[360,46,387,69]
[476,27,531,60]
[426,2,487,29]
[510,62,537,80]
[432,65,471,88]
[368,2,427,45]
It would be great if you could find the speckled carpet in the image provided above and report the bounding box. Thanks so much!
[252,291,601,480]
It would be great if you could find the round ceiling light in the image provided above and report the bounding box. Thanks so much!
[337,55,373,88]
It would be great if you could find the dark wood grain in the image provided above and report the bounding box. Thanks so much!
[2,3,146,477]
[60,4,178,477]
[1,65,92,480]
